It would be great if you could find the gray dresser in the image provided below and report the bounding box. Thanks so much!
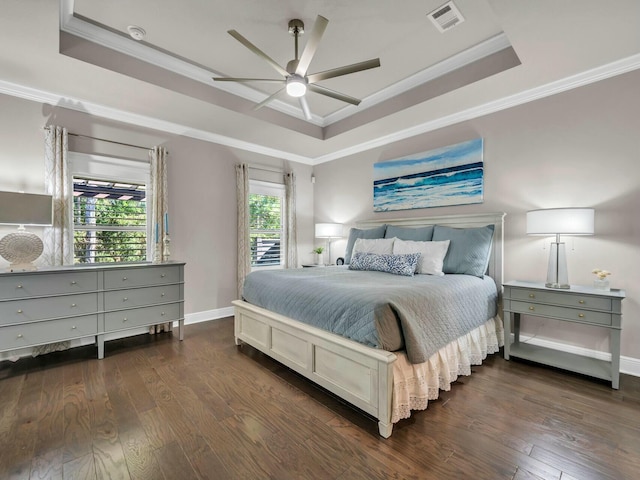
[503,280,625,389]
[0,262,185,359]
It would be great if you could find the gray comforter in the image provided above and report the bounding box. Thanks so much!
[242,267,498,364]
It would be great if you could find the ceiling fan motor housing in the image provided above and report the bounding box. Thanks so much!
[288,19,304,36]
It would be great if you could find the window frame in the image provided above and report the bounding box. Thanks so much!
[68,152,151,263]
[249,179,285,271]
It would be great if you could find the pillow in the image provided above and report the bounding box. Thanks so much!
[344,225,387,264]
[392,239,450,275]
[352,237,395,256]
[384,225,434,241]
[349,252,420,277]
[432,224,495,277]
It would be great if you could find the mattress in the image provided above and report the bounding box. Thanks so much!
[242,266,497,363]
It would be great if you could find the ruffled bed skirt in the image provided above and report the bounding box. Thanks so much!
[391,315,504,423]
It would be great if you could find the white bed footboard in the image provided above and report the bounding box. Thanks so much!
[232,299,397,438]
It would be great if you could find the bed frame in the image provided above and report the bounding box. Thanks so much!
[233,212,505,438]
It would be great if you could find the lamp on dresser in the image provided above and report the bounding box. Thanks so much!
[526,207,595,289]
[315,222,343,265]
[0,191,53,271]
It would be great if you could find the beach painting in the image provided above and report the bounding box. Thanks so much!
[373,138,484,212]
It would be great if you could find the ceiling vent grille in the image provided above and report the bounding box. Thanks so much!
[428,1,465,32]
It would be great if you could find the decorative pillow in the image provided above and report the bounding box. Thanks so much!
[349,252,421,277]
[432,224,495,277]
[384,225,434,241]
[352,237,395,257]
[344,225,387,264]
[392,239,450,275]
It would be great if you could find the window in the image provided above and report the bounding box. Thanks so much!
[249,180,284,268]
[73,178,147,263]
[69,153,151,264]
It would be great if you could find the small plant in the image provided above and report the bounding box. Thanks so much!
[592,268,611,280]
[312,247,325,254]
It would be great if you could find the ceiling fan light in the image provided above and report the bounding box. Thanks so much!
[286,76,307,97]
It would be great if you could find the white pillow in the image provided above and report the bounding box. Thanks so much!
[352,237,395,256]
[392,238,450,275]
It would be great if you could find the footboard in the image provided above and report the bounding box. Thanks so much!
[232,300,397,438]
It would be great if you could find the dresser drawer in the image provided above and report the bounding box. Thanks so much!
[104,265,181,289]
[104,302,181,332]
[509,288,612,311]
[0,315,98,351]
[0,293,99,326]
[510,301,612,326]
[104,285,182,311]
[0,271,97,300]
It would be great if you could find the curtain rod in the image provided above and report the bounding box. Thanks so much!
[44,127,165,153]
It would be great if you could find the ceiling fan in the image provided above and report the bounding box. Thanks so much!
[213,15,381,120]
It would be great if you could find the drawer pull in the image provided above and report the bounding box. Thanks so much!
[123,317,128,322]
[71,326,77,330]
[123,297,128,302]
[122,277,128,281]
[17,284,23,289]
[578,313,585,318]
[161,273,166,278]
[579,300,585,304]
[70,303,77,308]
[528,293,535,298]
[161,312,166,316]
[71,281,77,285]
[17,334,23,339]
[161,293,165,297]
[528,306,535,311]
[17,309,23,314]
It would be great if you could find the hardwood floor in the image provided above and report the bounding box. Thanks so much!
[1,318,639,480]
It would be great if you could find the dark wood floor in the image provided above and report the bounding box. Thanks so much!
[1,318,639,480]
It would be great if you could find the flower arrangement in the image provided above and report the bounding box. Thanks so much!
[312,247,325,254]
[592,269,611,280]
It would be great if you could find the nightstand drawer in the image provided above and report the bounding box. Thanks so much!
[104,303,181,332]
[0,293,99,325]
[104,266,180,289]
[104,285,181,311]
[0,272,97,300]
[511,301,612,326]
[510,288,612,311]
[0,315,98,350]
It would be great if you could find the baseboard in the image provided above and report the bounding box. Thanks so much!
[182,306,234,325]
[516,334,640,378]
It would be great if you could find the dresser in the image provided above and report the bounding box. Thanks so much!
[503,281,625,389]
[0,262,185,359]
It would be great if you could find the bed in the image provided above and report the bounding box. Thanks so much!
[233,212,505,438]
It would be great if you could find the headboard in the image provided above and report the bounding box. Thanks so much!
[356,212,506,298]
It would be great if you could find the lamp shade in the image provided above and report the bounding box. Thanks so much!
[315,223,343,238]
[526,208,594,235]
[0,191,53,226]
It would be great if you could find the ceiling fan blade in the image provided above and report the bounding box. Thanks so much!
[306,58,381,84]
[299,96,312,120]
[253,87,286,111]
[295,15,329,76]
[213,77,285,83]
[228,30,289,77]
[307,84,361,106]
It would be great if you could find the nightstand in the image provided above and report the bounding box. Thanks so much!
[502,281,625,389]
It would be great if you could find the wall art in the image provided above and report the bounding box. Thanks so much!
[373,138,484,211]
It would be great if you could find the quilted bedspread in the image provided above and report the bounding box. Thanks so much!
[242,267,497,364]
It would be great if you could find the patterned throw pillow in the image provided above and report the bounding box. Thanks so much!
[348,252,421,277]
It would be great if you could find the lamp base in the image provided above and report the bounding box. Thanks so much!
[546,241,569,289]
[545,282,570,289]
[8,262,38,272]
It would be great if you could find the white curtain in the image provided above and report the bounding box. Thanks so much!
[284,171,298,268]
[236,164,251,298]
[42,125,73,266]
[149,146,170,263]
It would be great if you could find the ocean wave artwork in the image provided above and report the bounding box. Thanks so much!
[373,138,484,211]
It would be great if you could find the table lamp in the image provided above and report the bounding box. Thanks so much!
[0,191,53,271]
[526,208,594,289]
[315,223,343,265]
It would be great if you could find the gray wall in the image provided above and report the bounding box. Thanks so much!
[0,93,314,317]
[313,69,640,363]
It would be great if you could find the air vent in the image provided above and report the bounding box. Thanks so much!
[428,1,465,32]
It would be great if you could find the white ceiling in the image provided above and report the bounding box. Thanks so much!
[1,0,639,164]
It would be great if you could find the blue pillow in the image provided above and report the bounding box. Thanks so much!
[384,225,434,241]
[349,252,420,277]
[432,224,495,277]
[344,225,387,264]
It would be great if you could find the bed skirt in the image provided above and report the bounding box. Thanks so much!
[391,315,504,423]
